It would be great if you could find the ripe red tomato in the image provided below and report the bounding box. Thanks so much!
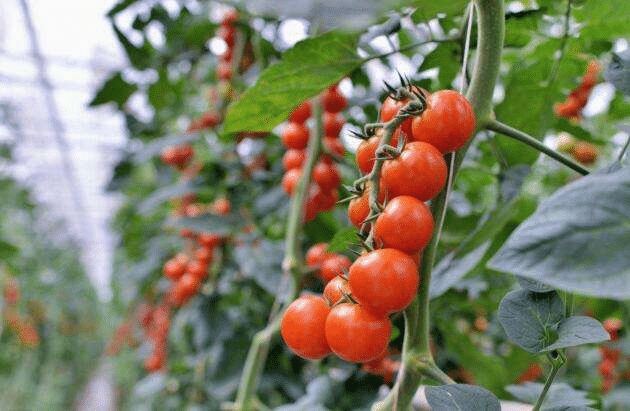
[290,101,311,123]
[281,294,331,360]
[374,196,434,254]
[198,232,221,248]
[348,249,419,316]
[320,254,351,283]
[163,257,187,281]
[313,162,341,191]
[348,191,370,229]
[3,278,20,305]
[282,150,305,171]
[281,122,310,150]
[323,275,350,306]
[282,169,301,196]
[187,259,209,281]
[380,86,427,138]
[317,188,339,212]
[356,135,379,175]
[323,112,345,137]
[410,90,475,153]
[306,243,333,268]
[220,9,239,27]
[572,141,598,165]
[322,85,347,113]
[325,303,392,362]
[381,141,447,201]
[171,273,202,306]
[217,25,236,48]
[322,136,346,162]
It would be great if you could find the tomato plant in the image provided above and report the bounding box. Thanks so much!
[92,0,630,410]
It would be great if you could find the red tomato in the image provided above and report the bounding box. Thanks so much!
[325,303,392,362]
[381,141,447,201]
[163,257,187,281]
[572,141,598,165]
[348,191,370,229]
[323,112,345,137]
[281,294,331,360]
[380,86,428,138]
[410,90,475,153]
[348,249,419,316]
[281,122,310,150]
[290,101,312,123]
[320,254,352,283]
[313,162,341,192]
[282,149,306,171]
[322,85,347,113]
[323,275,350,306]
[374,196,434,254]
[282,169,301,196]
[356,135,380,175]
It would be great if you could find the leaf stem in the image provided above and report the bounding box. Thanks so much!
[486,120,589,175]
[533,351,566,411]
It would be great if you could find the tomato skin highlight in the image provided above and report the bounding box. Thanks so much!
[281,295,331,360]
[374,196,434,254]
[325,303,392,363]
[381,141,447,201]
[410,90,475,153]
[348,249,419,316]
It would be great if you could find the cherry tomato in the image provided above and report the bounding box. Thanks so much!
[356,135,379,175]
[216,60,233,80]
[290,101,311,124]
[281,122,310,150]
[322,136,346,162]
[322,85,347,113]
[187,259,209,281]
[410,90,475,153]
[281,294,331,360]
[374,196,434,254]
[282,149,306,171]
[198,232,222,248]
[348,249,419,316]
[325,303,392,362]
[348,191,370,229]
[171,273,201,306]
[306,243,333,271]
[282,169,301,196]
[323,112,345,137]
[318,188,339,212]
[572,141,598,165]
[163,257,187,281]
[381,141,447,201]
[320,254,352,283]
[313,162,341,192]
[323,275,350,306]
[380,86,427,138]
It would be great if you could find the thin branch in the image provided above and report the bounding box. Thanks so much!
[486,120,590,175]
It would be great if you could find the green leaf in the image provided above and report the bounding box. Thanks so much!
[573,0,630,39]
[498,289,565,353]
[420,42,460,89]
[107,0,140,17]
[605,49,630,96]
[233,240,284,295]
[111,24,155,70]
[430,241,491,299]
[543,316,610,351]
[325,227,357,254]
[504,9,544,48]
[89,72,138,108]
[274,376,333,411]
[506,382,595,409]
[0,240,18,259]
[409,0,471,21]
[488,165,630,299]
[425,384,501,411]
[223,31,362,134]
[137,182,195,215]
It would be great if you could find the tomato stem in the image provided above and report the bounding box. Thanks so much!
[486,120,590,175]
[232,99,325,411]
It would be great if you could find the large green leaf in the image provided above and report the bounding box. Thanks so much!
[408,0,471,21]
[223,31,362,134]
[425,385,501,411]
[573,0,630,39]
[488,164,630,299]
[498,289,565,353]
[543,316,609,351]
[506,382,595,409]
[89,72,138,108]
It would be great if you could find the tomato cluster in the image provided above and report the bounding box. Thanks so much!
[555,132,599,166]
[553,60,601,121]
[281,86,476,366]
[1,278,40,348]
[281,85,347,222]
[598,317,625,393]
